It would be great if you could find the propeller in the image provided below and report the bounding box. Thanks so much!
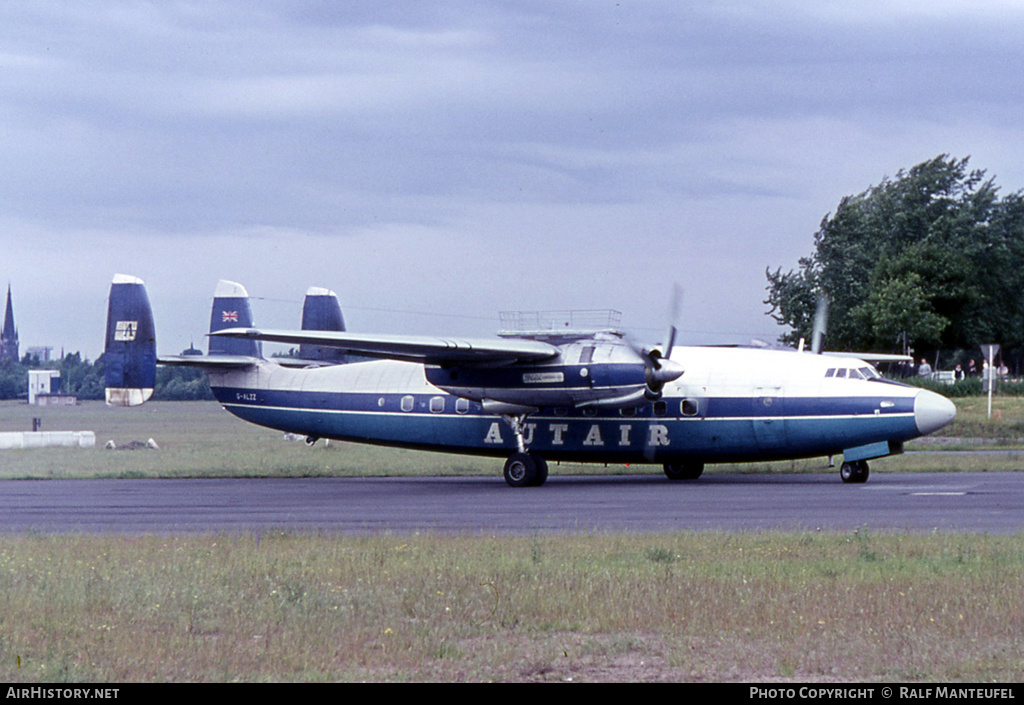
[810,293,829,355]
[636,284,684,400]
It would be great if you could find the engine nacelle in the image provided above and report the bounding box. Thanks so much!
[424,340,682,410]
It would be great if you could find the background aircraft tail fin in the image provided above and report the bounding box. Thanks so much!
[300,287,347,363]
[104,274,157,406]
[208,280,262,358]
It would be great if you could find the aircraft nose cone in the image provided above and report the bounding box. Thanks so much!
[914,389,956,436]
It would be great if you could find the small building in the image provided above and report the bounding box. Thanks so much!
[28,370,77,406]
[25,346,54,363]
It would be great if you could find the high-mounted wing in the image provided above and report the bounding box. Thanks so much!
[823,352,913,363]
[157,353,259,368]
[211,327,559,366]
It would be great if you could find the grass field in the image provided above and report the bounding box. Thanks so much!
[934,395,1024,441]
[1,531,1023,682]
[1,398,1023,682]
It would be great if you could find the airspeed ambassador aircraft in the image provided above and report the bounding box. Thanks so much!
[103,274,956,487]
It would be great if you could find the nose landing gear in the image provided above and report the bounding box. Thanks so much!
[840,460,869,483]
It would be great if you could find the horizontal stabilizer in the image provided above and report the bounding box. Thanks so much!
[103,274,156,406]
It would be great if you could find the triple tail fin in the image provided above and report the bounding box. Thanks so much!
[300,287,347,364]
[104,274,157,406]
[208,280,261,358]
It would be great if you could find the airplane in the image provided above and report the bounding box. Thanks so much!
[102,274,957,487]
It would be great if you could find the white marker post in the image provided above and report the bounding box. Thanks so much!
[980,344,1000,419]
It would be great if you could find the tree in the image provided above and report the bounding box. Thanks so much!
[0,358,27,400]
[765,155,1024,357]
[60,352,105,400]
[851,270,947,352]
[154,366,214,401]
[0,352,216,401]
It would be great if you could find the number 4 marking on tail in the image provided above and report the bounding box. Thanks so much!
[114,320,138,341]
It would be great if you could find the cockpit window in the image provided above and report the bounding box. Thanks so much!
[825,365,882,380]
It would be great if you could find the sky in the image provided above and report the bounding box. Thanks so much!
[3,0,1024,360]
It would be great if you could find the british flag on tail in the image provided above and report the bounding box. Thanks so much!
[207,280,260,358]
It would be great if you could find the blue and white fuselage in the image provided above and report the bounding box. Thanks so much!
[103,275,956,487]
[208,346,950,466]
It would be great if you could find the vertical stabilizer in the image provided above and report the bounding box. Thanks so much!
[104,274,157,406]
[300,286,347,363]
[208,280,262,358]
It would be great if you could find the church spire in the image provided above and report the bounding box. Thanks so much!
[1,284,19,362]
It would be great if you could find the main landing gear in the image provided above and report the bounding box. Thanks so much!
[503,452,549,487]
[840,460,869,483]
[663,461,704,481]
[501,413,549,487]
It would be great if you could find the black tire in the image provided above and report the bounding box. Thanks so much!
[840,460,869,483]
[504,452,547,487]
[663,461,704,481]
[533,456,549,486]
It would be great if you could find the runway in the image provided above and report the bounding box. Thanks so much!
[1,471,1023,534]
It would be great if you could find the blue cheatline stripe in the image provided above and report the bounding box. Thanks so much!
[212,386,920,464]
[213,386,916,419]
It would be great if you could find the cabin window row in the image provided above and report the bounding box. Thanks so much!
[397,395,701,417]
[400,395,472,414]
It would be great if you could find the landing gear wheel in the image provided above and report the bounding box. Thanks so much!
[663,461,704,481]
[504,452,548,487]
[840,460,869,484]
[534,456,548,486]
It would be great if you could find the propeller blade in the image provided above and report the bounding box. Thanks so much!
[660,326,676,365]
[811,293,829,355]
[620,285,686,401]
[640,285,685,399]
[660,284,683,361]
